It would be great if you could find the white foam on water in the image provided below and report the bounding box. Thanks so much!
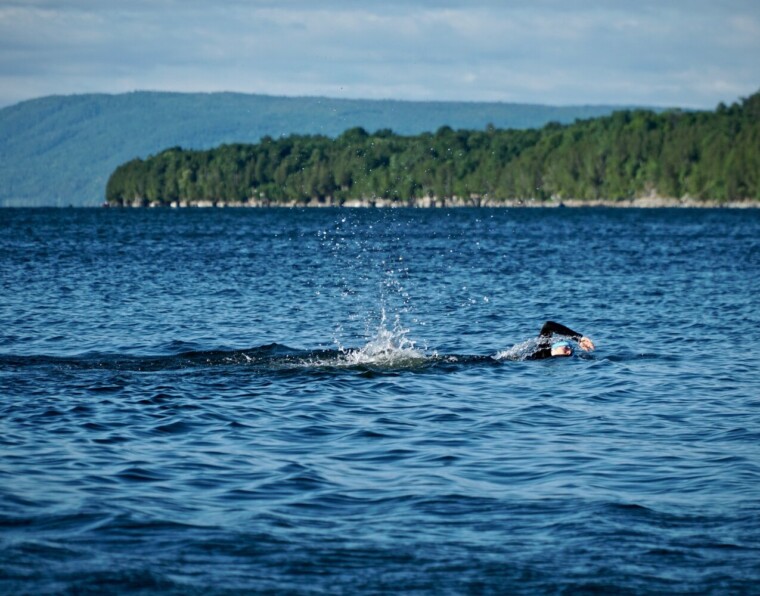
[337,308,428,367]
[494,337,540,361]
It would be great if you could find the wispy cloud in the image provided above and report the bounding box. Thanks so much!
[0,0,758,107]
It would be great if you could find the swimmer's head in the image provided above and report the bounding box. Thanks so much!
[551,340,573,357]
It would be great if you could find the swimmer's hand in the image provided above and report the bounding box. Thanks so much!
[578,336,595,351]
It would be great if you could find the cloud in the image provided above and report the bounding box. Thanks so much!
[0,0,758,108]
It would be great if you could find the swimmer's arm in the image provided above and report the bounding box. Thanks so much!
[539,320,582,338]
[540,321,595,352]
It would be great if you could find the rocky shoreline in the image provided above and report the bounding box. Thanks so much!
[116,195,760,209]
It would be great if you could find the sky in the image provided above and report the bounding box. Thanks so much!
[0,0,758,109]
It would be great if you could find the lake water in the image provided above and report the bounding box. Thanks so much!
[1,207,759,593]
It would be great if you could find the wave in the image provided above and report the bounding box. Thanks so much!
[0,343,491,374]
[0,324,604,373]
[0,343,317,372]
[0,343,595,373]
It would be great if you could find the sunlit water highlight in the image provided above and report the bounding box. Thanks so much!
[1,207,759,593]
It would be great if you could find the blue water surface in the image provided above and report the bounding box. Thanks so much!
[1,207,759,593]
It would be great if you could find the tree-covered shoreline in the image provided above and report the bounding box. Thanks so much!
[106,92,760,207]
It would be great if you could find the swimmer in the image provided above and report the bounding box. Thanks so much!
[527,320,596,360]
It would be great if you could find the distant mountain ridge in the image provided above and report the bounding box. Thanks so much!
[0,92,644,206]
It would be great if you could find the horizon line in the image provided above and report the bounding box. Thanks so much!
[1,88,709,112]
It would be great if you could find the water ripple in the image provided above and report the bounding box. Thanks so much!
[2,208,760,592]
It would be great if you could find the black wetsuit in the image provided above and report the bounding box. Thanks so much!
[527,321,584,360]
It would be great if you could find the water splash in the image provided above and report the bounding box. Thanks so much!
[316,211,424,355]
[494,338,541,361]
[338,307,427,367]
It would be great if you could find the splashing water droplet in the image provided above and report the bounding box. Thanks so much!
[341,307,426,366]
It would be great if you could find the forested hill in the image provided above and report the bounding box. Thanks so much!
[0,92,633,207]
[107,92,760,207]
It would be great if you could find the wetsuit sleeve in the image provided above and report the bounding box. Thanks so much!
[539,321,583,340]
[527,345,553,360]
